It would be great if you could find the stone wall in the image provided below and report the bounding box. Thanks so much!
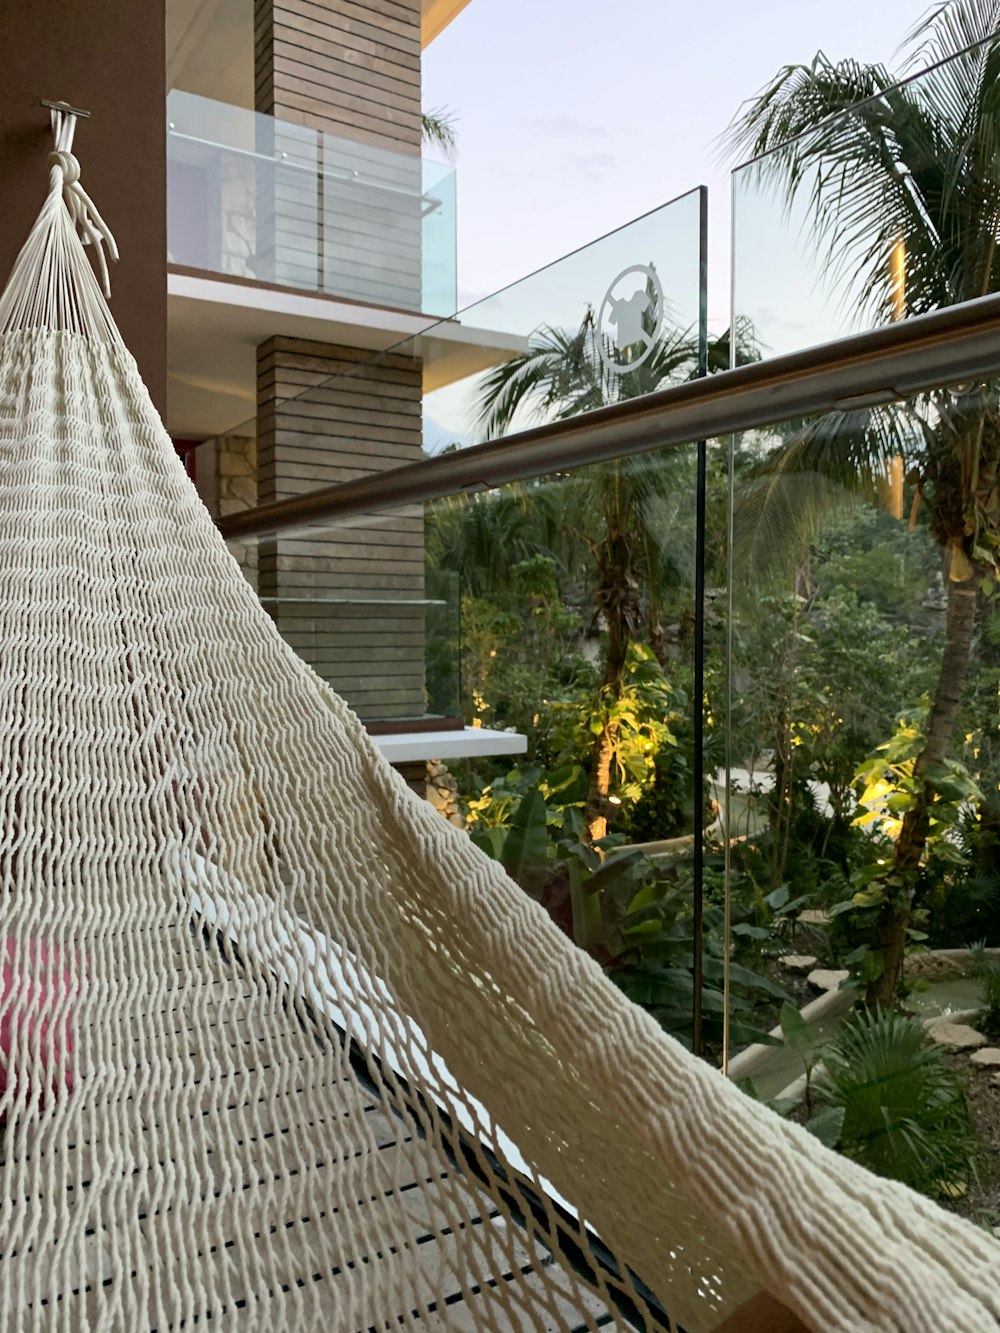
[393,760,465,828]
[427,760,464,829]
[220,157,256,280]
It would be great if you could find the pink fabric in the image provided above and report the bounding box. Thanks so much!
[0,937,76,1103]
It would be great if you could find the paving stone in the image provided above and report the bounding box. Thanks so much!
[927,1021,988,1051]
[778,954,818,972]
[969,1047,1000,1068]
[807,968,849,991]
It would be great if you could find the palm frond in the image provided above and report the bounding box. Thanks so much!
[421,108,458,158]
[474,315,606,440]
[727,8,1000,320]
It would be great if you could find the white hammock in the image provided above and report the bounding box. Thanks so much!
[0,112,997,1333]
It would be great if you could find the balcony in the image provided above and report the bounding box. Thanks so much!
[166,90,457,318]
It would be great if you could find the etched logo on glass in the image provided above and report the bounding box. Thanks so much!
[597,264,664,372]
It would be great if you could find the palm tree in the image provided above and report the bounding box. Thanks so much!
[476,290,732,841]
[726,1,1000,1006]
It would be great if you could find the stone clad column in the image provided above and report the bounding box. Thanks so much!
[255,0,421,150]
[195,436,259,592]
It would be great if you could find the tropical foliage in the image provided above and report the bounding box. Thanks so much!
[726,2,1000,1005]
[471,290,737,841]
[424,13,1000,1210]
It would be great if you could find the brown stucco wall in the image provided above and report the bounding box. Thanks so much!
[0,0,167,413]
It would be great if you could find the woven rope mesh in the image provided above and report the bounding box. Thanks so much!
[1,146,1000,1333]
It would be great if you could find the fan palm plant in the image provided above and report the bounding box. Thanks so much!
[813,1007,981,1197]
[726,1,1000,1007]
[475,288,733,841]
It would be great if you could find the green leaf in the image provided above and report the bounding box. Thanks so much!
[828,898,859,918]
[780,1001,811,1052]
[805,1105,846,1149]
[852,885,887,909]
[858,950,885,982]
[768,1096,801,1116]
[736,1077,763,1101]
[501,789,549,879]
[568,859,602,952]
[728,1022,783,1049]
[622,919,663,940]
[469,827,507,861]
[852,809,884,828]
[703,958,789,999]
[731,923,772,940]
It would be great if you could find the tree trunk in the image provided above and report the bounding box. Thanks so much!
[583,615,629,842]
[647,599,672,668]
[866,575,981,1008]
[770,708,794,889]
[584,725,617,843]
[583,533,637,844]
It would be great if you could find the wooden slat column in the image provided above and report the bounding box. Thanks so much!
[255,0,421,149]
[252,2,428,723]
[256,336,427,720]
[254,0,423,304]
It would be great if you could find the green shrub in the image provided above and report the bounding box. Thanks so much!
[814,1008,981,1198]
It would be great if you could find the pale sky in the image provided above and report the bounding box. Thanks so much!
[424,0,934,332]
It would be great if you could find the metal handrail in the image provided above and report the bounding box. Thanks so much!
[167,127,443,208]
[219,290,1000,540]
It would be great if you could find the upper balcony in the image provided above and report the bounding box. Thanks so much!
[166,89,457,318]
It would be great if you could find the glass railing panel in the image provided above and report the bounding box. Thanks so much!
[275,444,717,1046]
[184,185,709,752]
[421,185,707,452]
[187,184,706,465]
[167,89,318,285]
[232,524,461,726]
[166,89,456,314]
[723,377,1000,1196]
[422,160,457,318]
[731,32,1000,359]
[424,568,462,719]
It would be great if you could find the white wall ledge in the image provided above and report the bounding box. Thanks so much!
[373,727,527,765]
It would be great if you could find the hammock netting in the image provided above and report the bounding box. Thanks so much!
[0,115,999,1333]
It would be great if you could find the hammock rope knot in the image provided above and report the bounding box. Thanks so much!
[48,148,80,186]
[46,109,118,298]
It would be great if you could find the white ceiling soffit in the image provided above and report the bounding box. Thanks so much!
[167,0,254,108]
[166,271,526,439]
